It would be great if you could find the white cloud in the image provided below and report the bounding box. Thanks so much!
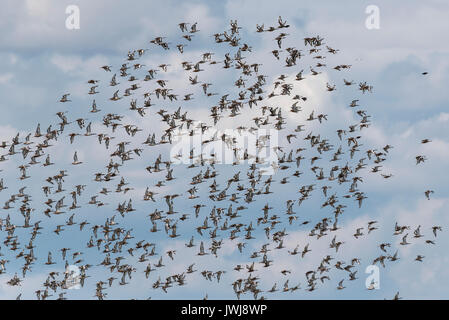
[0,73,14,84]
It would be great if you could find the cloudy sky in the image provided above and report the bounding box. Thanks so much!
[0,0,448,300]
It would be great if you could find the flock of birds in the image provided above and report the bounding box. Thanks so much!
[0,17,440,300]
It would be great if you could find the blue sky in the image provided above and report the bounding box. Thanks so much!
[0,0,448,300]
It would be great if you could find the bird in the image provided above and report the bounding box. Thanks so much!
[424,190,434,200]
[72,152,82,165]
[60,94,71,103]
[0,16,437,302]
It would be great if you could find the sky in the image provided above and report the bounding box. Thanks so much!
[0,0,448,300]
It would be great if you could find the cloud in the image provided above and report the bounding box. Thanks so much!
[0,73,14,84]
[0,0,447,300]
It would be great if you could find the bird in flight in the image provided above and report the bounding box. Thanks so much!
[0,16,438,301]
